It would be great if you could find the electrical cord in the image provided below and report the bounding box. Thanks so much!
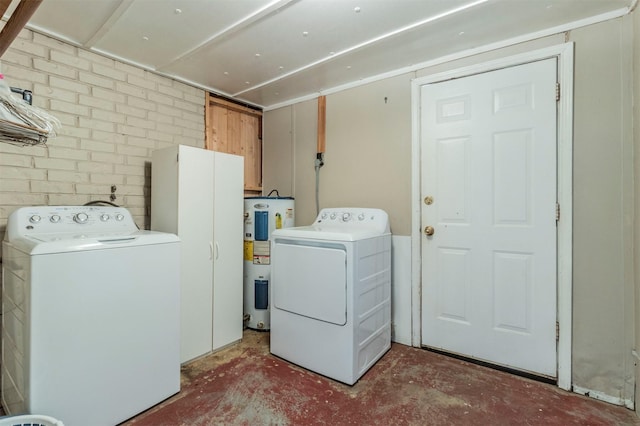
[83,200,120,207]
[82,200,140,229]
[314,152,324,215]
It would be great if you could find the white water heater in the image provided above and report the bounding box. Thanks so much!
[243,196,294,330]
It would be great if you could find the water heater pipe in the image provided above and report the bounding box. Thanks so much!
[317,95,326,154]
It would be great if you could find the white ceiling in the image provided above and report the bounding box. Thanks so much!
[4,0,635,109]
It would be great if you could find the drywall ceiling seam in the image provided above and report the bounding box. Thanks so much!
[232,0,489,98]
[155,0,297,71]
[84,0,133,47]
[262,6,630,111]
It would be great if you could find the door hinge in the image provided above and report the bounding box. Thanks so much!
[556,83,560,102]
[556,321,560,341]
[556,202,560,224]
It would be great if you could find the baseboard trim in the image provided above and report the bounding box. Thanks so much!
[572,385,634,409]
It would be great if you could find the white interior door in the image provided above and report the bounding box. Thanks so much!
[420,59,558,377]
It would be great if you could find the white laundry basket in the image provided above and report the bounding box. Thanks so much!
[0,414,64,426]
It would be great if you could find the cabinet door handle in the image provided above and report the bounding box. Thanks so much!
[214,241,220,260]
[209,242,214,260]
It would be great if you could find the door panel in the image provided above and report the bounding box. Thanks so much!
[493,251,532,332]
[437,137,470,223]
[493,130,532,225]
[436,247,471,323]
[421,58,557,377]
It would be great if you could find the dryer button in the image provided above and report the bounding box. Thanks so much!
[29,215,41,224]
[342,212,352,222]
[358,213,365,221]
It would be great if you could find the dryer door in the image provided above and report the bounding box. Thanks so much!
[273,241,347,325]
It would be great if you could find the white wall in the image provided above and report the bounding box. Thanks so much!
[569,17,635,406]
[263,73,413,235]
[391,235,412,345]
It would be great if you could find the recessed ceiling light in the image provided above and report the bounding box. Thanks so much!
[354,6,361,13]
[255,53,261,58]
[224,71,229,75]
[302,31,309,37]
[142,36,149,41]
[174,8,182,14]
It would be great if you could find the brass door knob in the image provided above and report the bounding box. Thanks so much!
[424,226,435,236]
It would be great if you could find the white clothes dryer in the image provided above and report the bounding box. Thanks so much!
[1,206,180,426]
[270,208,391,385]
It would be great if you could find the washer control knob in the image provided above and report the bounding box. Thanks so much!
[100,214,110,222]
[342,212,352,222]
[74,212,89,224]
[358,213,365,221]
[29,215,41,224]
[115,214,125,221]
[329,213,337,220]
[50,215,61,223]
[321,213,328,219]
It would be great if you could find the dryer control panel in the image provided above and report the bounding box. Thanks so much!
[5,206,138,242]
[314,208,390,234]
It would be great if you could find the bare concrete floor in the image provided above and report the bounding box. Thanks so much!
[123,330,640,425]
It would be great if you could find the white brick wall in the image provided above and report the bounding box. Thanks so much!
[0,27,206,236]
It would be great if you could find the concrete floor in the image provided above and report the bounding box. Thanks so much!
[123,330,640,425]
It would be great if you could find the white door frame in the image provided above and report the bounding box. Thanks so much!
[410,43,574,390]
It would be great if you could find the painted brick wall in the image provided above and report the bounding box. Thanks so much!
[0,27,205,239]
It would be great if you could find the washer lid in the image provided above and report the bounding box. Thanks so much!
[6,230,179,255]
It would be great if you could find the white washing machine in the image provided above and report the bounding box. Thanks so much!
[270,207,391,385]
[1,206,180,426]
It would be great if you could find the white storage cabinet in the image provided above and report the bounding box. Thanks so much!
[152,145,244,363]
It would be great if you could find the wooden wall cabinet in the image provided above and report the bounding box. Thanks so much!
[205,94,262,195]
